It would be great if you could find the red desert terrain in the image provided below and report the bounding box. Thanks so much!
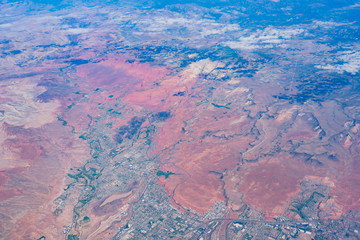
[1,54,359,239]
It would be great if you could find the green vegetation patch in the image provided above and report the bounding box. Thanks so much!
[90,140,102,152]
[79,134,87,140]
[67,103,75,109]
[211,102,231,109]
[196,98,209,106]
[156,170,175,179]
[67,234,79,240]
[108,108,122,115]
[242,233,252,240]
[57,115,68,126]
[64,182,75,191]
[290,191,325,219]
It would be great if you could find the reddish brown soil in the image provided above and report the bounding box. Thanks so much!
[333,174,360,211]
[236,160,303,219]
[2,53,359,239]
[156,104,255,214]
[332,150,360,214]
[152,81,359,221]
[0,122,90,239]
[76,56,170,101]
